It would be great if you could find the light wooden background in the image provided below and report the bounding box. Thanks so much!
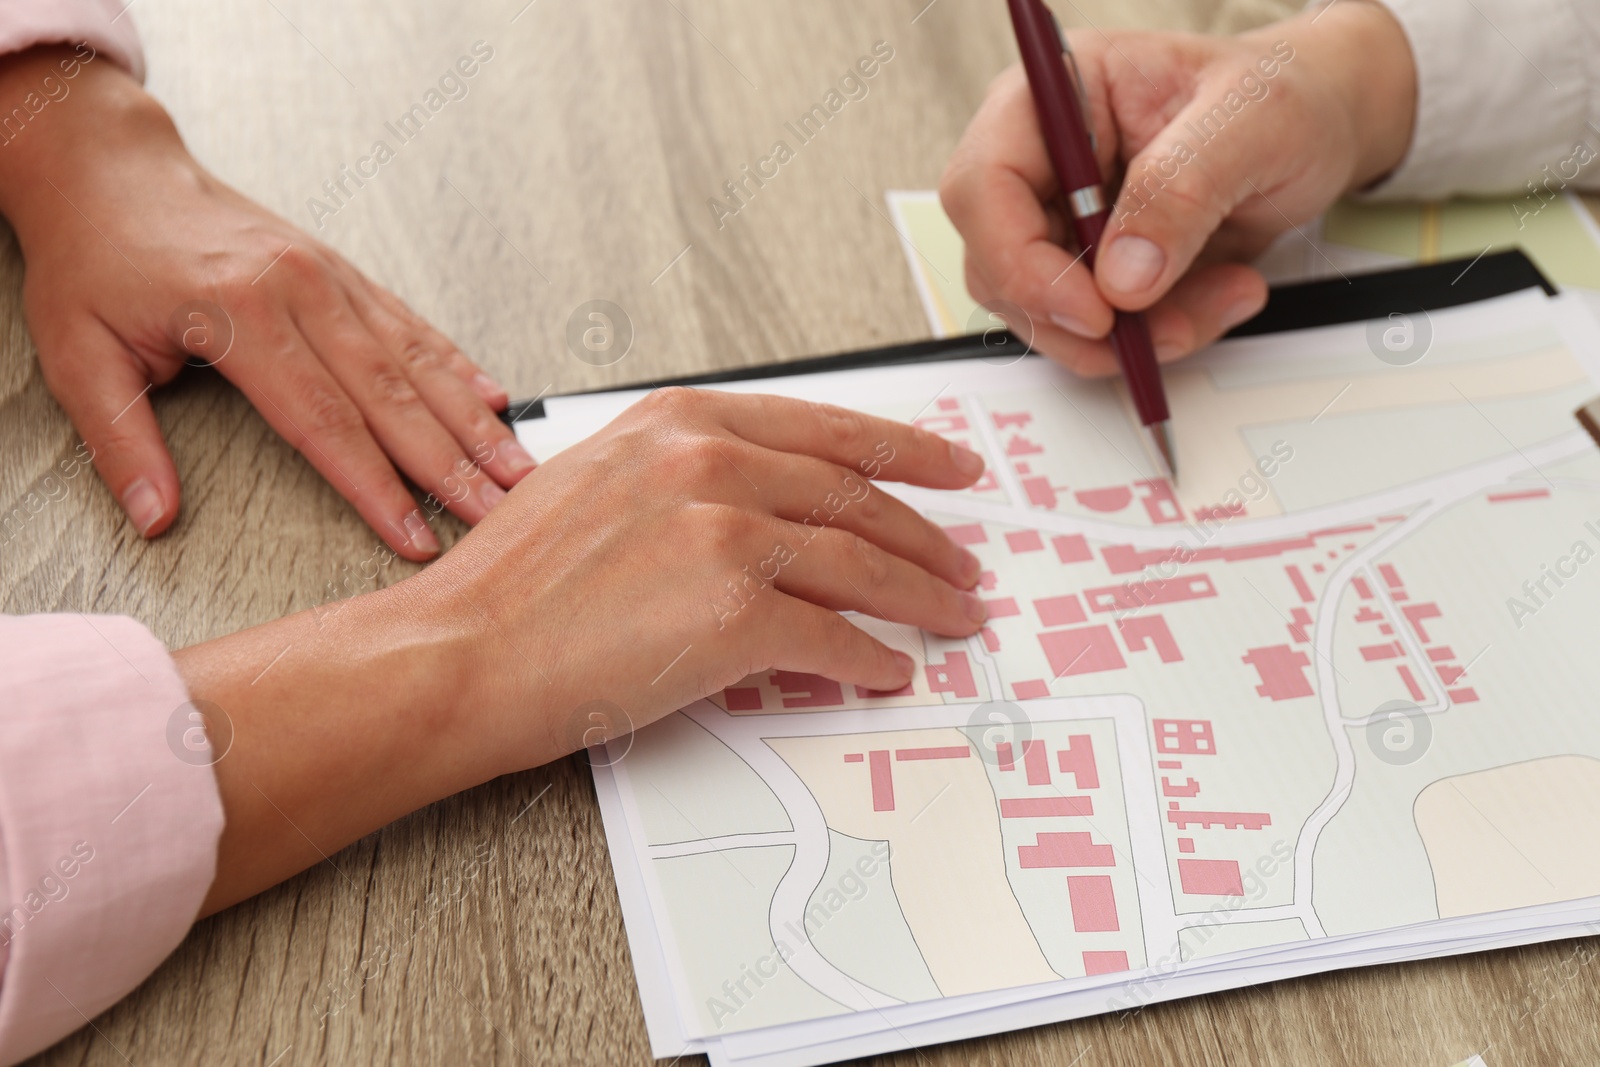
[5,0,1596,1064]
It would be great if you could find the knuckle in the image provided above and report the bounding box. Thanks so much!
[1146,162,1228,227]
[298,383,365,442]
[381,289,419,320]
[699,502,755,558]
[848,534,891,591]
[1254,62,1301,110]
[815,403,870,456]
[440,455,487,500]
[216,279,271,320]
[463,410,504,448]
[399,339,445,375]
[851,480,885,523]
[369,363,420,407]
[89,418,144,461]
[806,609,847,654]
[276,244,324,282]
[837,623,887,676]
[666,433,728,488]
[641,386,700,421]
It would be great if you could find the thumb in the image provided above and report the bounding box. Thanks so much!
[38,320,182,538]
[1096,80,1278,310]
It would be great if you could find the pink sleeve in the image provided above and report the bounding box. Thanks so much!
[0,615,222,1067]
[0,0,145,81]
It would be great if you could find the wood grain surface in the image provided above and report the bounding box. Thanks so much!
[5,0,1596,1064]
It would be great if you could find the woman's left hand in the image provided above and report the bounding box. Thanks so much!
[0,45,533,560]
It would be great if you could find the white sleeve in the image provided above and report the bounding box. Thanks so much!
[1366,0,1600,200]
[0,0,145,82]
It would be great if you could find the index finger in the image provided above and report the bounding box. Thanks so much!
[940,65,1115,338]
[693,390,987,491]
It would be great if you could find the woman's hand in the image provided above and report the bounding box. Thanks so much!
[0,46,533,560]
[939,0,1417,375]
[421,387,989,735]
[175,388,989,911]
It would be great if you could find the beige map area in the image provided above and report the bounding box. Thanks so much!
[1167,343,1584,517]
[1415,755,1600,918]
[765,729,1060,996]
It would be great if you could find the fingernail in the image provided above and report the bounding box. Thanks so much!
[1100,236,1165,294]
[409,520,440,556]
[1155,339,1186,363]
[962,591,989,626]
[479,479,507,511]
[950,441,985,479]
[959,547,983,587]
[471,373,506,402]
[501,441,537,476]
[1049,311,1100,339]
[891,651,915,681]
[1221,295,1265,332]
[121,478,164,536]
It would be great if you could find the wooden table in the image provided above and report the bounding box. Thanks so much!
[5,0,1597,1063]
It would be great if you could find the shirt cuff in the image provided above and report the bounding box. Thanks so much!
[0,0,145,82]
[1365,0,1593,200]
[0,615,222,1066]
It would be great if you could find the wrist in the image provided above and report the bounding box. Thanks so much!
[1286,1,1417,191]
[0,45,185,233]
[402,549,574,779]
[177,579,485,913]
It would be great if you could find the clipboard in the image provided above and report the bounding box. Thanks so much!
[503,249,1557,425]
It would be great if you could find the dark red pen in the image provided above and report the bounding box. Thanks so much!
[1005,0,1176,481]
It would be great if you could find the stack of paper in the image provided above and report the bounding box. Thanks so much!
[516,288,1600,1066]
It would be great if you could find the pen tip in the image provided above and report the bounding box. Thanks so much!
[1151,421,1177,485]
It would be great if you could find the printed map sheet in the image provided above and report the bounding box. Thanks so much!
[516,281,1600,1067]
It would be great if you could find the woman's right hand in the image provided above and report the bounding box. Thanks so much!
[421,386,990,770]
[181,387,990,912]
[939,0,1417,376]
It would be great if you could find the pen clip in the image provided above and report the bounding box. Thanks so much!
[1049,11,1098,156]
